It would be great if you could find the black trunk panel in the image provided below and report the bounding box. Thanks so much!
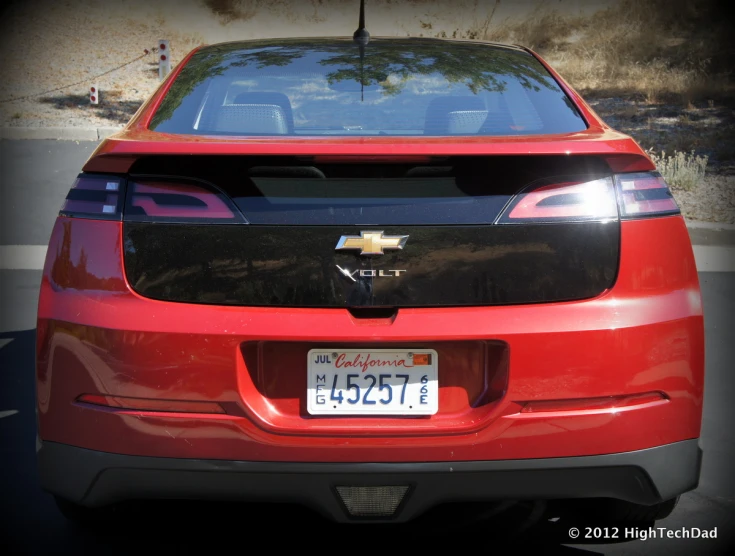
[123,223,619,307]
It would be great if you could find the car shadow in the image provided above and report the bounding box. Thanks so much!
[38,93,143,124]
[50,499,648,553]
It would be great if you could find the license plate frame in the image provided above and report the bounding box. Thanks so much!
[306,348,439,416]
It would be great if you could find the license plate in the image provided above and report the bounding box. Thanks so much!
[307,349,438,415]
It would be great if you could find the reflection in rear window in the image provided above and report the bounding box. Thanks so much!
[151,38,586,137]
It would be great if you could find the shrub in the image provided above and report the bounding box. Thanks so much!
[202,0,256,24]
[647,149,708,191]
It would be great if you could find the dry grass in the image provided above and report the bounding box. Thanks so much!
[202,0,258,24]
[477,0,735,106]
[485,4,586,51]
[202,0,331,25]
[648,150,709,191]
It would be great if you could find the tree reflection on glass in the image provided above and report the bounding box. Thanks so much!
[318,41,554,96]
[150,38,571,133]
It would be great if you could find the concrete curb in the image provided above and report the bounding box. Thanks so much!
[684,219,735,231]
[0,126,121,141]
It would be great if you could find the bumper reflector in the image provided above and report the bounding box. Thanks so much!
[520,391,667,414]
[77,394,226,414]
[335,486,409,517]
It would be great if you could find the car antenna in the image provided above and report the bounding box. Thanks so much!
[353,0,370,102]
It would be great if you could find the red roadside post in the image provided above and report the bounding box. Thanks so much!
[158,40,171,81]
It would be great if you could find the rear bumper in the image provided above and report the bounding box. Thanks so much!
[40,439,702,523]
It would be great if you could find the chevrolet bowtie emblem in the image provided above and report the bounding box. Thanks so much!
[335,231,408,256]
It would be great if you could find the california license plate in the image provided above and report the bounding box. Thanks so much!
[307,349,438,415]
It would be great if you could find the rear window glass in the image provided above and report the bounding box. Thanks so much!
[150,39,586,137]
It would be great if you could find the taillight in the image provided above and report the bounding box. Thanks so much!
[60,174,124,219]
[124,178,245,223]
[497,177,617,223]
[614,171,679,218]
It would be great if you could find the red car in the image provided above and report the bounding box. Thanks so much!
[36,35,703,525]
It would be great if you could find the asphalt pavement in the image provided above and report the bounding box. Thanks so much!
[0,139,733,554]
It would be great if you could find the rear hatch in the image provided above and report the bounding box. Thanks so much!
[83,38,662,309]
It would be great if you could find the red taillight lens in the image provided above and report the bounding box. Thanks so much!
[497,177,618,223]
[60,175,124,219]
[125,179,244,222]
[614,171,679,218]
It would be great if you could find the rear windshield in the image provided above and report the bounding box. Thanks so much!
[150,38,587,137]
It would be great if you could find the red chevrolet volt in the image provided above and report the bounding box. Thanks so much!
[36,37,703,525]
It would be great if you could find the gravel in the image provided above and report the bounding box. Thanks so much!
[672,175,735,225]
[0,1,200,129]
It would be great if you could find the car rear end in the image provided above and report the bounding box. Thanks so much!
[36,38,703,523]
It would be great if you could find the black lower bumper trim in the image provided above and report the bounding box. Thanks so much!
[38,440,701,523]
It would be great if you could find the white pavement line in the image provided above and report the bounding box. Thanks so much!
[0,410,19,419]
[0,339,14,350]
[692,245,735,273]
[0,245,47,270]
